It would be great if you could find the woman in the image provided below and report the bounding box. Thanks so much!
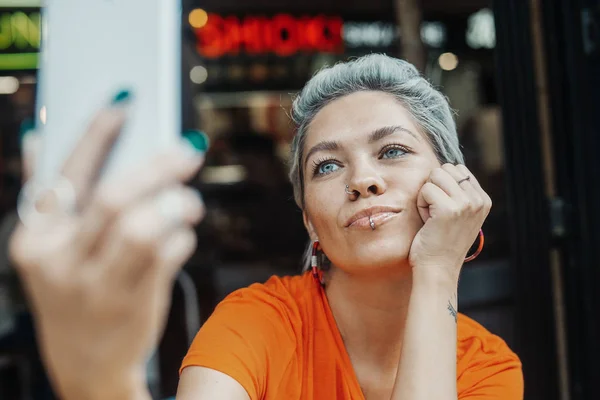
[11,54,522,399]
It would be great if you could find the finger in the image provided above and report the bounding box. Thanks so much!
[21,130,41,183]
[455,164,492,211]
[440,163,482,202]
[61,93,131,207]
[417,182,452,222]
[96,186,204,286]
[429,166,470,200]
[26,105,127,216]
[157,228,198,281]
[130,227,197,349]
[454,164,481,189]
[75,144,205,256]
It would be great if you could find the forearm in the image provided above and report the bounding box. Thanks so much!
[60,384,151,400]
[391,268,459,400]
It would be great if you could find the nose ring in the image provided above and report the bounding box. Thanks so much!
[345,185,359,199]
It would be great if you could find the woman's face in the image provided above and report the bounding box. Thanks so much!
[302,91,442,276]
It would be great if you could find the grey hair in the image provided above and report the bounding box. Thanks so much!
[288,54,464,271]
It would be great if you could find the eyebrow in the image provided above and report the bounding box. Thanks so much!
[303,125,419,169]
[369,125,420,143]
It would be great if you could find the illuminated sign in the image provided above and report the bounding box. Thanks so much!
[466,8,495,49]
[421,21,446,48]
[195,13,344,58]
[343,22,396,48]
[0,8,40,70]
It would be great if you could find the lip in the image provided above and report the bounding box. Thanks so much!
[345,206,402,228]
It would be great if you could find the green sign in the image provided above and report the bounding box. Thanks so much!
[0,1,41,6]
[0,8,40,70]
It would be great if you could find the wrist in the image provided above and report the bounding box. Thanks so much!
[62,383,151,400]
[411,264,460,291]
[410,267,460,325]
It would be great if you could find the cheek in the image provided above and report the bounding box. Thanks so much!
[391,167,430,200]
[388,169,430,226]
[304,187,343,235]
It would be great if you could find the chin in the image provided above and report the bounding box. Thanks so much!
[333,235,414,277]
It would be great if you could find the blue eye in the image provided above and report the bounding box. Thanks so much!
[318,162,340,175]
[382,147,406,159]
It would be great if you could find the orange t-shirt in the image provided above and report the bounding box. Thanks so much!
[181,273,523,399]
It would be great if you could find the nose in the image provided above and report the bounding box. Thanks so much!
[346,160,387,199]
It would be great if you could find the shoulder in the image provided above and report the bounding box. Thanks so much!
[456,313,523,399]
[184,272,315,361]
[181,273,315,399]
[221,272,314,317]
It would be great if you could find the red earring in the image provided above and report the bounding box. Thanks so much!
[464,229,485,263]
[311,240,324,286]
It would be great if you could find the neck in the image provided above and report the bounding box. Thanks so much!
[324,266,413,373]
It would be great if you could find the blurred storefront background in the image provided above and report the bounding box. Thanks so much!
[0,0,598,399]
[182,0,506,290]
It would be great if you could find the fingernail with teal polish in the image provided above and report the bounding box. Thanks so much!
[182,129,210,153]
[19,118,35,146]
[111,89,132,106]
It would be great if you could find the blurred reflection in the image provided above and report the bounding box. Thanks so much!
[197,107,306,270]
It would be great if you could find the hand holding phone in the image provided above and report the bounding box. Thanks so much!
[12,99,207,400]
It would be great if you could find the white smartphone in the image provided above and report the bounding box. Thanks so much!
[35,0,182,184]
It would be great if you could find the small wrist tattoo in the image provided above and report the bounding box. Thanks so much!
[447,299,458,323]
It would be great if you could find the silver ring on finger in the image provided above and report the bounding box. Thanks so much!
[17,175,77,229]
[457,175,471,186]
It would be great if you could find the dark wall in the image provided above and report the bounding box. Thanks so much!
[541,0,600,399]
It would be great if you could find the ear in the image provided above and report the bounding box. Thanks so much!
[302,211,318,241]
